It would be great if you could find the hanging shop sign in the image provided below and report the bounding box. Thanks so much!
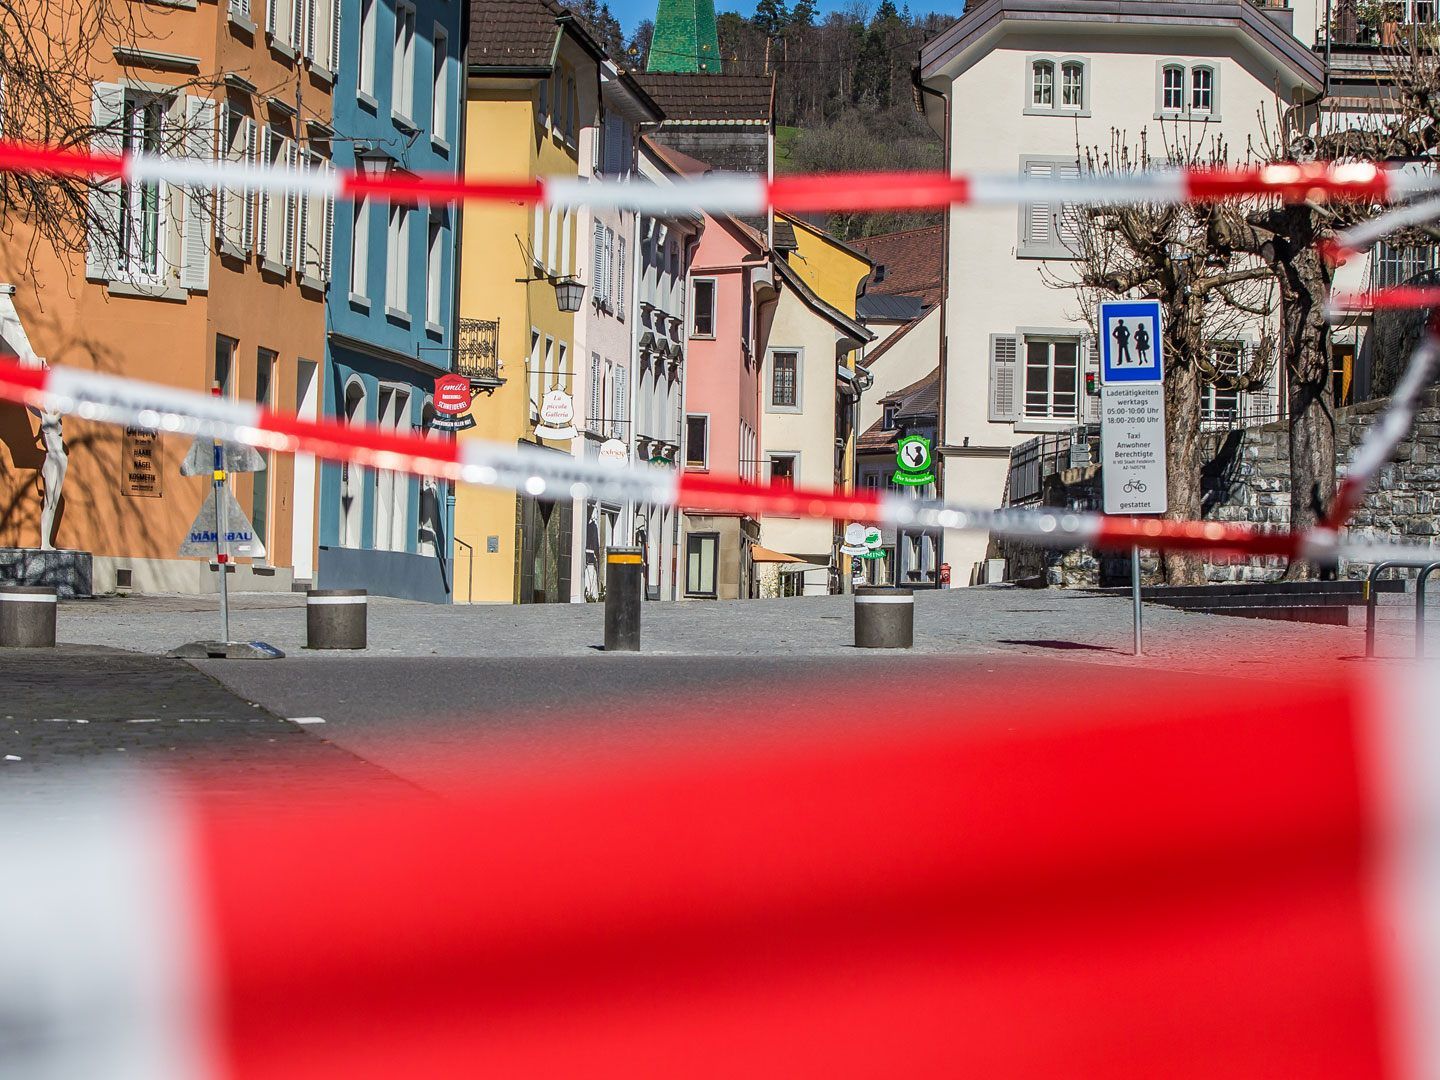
[841,523,887,559]
[536,389,577,440]
[892,435,935,486]
[431,374,476,431]
[598,439,628,466]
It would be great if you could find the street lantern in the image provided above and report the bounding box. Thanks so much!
[355,145,395,181]
[553,277,585,313]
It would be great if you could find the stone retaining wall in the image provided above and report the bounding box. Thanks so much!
[993,389,1440,587]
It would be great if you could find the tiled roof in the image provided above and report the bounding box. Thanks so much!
[632,73,774,122]
[848,225,943,307]
[859,366,940,451]
[467,0,602,68]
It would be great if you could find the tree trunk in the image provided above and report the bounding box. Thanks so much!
[1278,231,1336,580]
[1163,355,1206,585]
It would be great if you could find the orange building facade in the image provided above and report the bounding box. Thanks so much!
[0,0,335,593]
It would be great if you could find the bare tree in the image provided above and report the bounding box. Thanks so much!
[1045,130,1275,584]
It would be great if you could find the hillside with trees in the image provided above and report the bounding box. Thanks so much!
[624,0,955,238]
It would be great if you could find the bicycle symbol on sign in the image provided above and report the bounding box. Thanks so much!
[1123,478,1148,494]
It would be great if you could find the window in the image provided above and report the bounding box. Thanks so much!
[257,127,297,269]
[565,75,578,145]
[252,350,276,548]
[350,195,369,298]
[393,2,416,124]
[1158,61,1219,118]
[1373,241,1437,287]
[611,362,627,439]
[532,205,544,268]
[592,219,607,305]
[616,235,627,315]
[1162,65,1184,111]
[297,150,334,283]
[1023,338,1080,420]
[692,279,715,337]
[1018,156,1081,259]
[685,532,718,597]
[768,453,797,487]
[882,402,899,430]
[685,414,708,468]
[119,92,167,282]
[386,202,409,316]
[1061,62,1084,108]
[426,213,444,329]
[1031,60,1053,107]
[589,353,603,432]
[1191,66,1213,113]
[214,335,237,397]
[373,387,410,552]
[1201,342,1241,426]
[770,350,799,409]
[216,104,255,255]
[432,28,448,140]
[546,205,559,272]
[528,328,541,414]
[358,0,376,97]
[603,225,614,304]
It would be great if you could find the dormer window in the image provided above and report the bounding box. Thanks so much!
[1027,56,1088,114]
[882,403,900,430]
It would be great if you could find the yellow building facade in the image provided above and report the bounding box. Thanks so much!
[456,4,603,602]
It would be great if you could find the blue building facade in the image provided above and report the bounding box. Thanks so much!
[318,0,464,601]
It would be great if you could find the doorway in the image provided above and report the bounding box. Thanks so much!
[517,494,572,604]
[291,359,319,580]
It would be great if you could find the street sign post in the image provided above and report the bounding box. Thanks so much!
[1099,300,1168,657]
[170,393,282,660]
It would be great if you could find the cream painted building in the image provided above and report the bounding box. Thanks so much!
[917,0,1326,585]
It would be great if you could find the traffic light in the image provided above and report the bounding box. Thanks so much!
[1086,372,1099,396]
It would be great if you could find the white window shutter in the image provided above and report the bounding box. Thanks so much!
[1082,334,1101,423]
[283,139,297,267]
[215,101,228,241]
[613,363,626,439]
[322,161,335,280]
[1022,160,1053,251]
[180,96,215,291]
[291,0,304,51]
[617,236,626,311]
[306,0,318,59]
[86,82,125,281]
[256,129,271,260]
[329,0,342,71]
[589,353,602,429]
[988,333,1020,423]
[591,219,605,303]
[1056,160,1082,254]
[603,228,614,310]
[297,154,311,276]
[266,0,278,37]
[241,118,257,254]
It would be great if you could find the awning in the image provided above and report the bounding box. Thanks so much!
[750,545,810,564]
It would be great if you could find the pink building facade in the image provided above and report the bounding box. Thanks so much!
[679,212,772,599]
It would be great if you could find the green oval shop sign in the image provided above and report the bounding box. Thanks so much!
[893,435,934,486]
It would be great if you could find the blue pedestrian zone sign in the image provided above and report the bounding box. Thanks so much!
[1099,300,1164,384]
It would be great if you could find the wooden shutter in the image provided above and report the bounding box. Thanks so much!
[85,83,125,281]
[215,101,228,241]
[256,128,272,260]
[266,0,279,37]
[297,153,312,277]
[283,139,298,268]
[305,0,318,60]
[988,333,1021,423]
[612,363,627,440]
[589,353,602,431]
[180,95,215,291]
[617,236,626,312]
[241,118,257,254]
[603,228,614,311]
[1082,334,1101,423]
[592,219,605,303]
[328,0,342,71]
[1021,160,1053,253]
[1055,160,1082,254]
[321,161,335,280]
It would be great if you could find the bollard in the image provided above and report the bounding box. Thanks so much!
[854,586,914,649]
[604,547,643,652]
[0,586,58,647]
[306,589,367,650]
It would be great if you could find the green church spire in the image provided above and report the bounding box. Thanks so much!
[646,0,721,73]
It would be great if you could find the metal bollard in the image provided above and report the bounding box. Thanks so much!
[306,589,367,650]
[854,586,914,649]
[604,547,643,652]
[0,586,58,647]
[1418,564,1440,660]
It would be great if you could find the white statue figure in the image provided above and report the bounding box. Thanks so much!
[37,408,66,551]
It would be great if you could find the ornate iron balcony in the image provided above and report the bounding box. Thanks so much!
[456,318,502,386]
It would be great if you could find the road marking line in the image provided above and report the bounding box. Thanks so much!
[289,717,326,725]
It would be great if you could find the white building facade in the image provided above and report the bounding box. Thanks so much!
[917,0,1326,584]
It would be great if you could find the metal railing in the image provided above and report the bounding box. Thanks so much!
[1364,560,1440,658]
[456,319,501,383]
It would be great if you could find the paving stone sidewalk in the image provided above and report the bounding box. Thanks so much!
[46,585,1421,672]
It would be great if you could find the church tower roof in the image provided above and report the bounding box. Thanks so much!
[645,0,721,74]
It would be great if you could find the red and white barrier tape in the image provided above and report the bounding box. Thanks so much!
[0,139,1425,212]
[3,355,1439,566]
[3,665,1440,1075]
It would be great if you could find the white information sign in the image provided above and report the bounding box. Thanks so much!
[1100,383,1168,515]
